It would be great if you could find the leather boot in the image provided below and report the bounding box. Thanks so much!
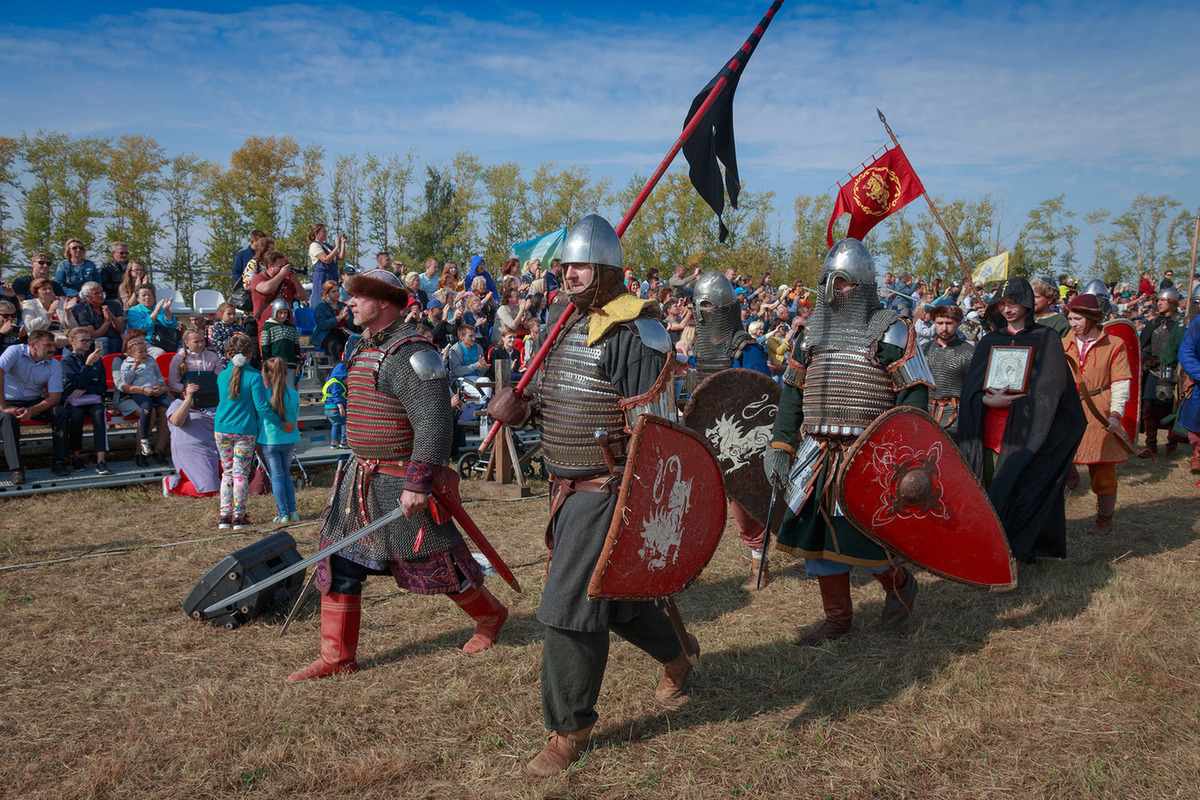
[740,558,771,591]
[797,573,853,646]
[1093,492,1116,535]
[449,585,508,653]
[655,633,699,702]
[287,591,361,682]
[1141,412,1159,458]
[875,565,918,630]
[524,724,594,778]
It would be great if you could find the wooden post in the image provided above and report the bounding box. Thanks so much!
[482,358,530,497]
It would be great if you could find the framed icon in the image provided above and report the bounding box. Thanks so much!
[984,346,1033,393]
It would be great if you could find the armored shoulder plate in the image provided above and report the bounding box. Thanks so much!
[409,348,446,381]
[882,318,911,349]
[633,317,672,354]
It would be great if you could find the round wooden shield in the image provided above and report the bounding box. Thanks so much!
[836,407,1016,590]
[682,368,781,525]
[588,415,727,600]
[1103,318,1141,442]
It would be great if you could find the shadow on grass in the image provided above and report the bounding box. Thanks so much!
[365,610,546,668]
[599,492,1200,743]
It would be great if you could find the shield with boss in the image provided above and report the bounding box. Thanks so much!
[588,415,727,600]
[682,368,781,526]
[835,407,1016,590]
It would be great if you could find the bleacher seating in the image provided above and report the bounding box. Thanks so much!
[192,289,225,315]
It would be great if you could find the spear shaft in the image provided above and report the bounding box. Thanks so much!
[480,0,785,452]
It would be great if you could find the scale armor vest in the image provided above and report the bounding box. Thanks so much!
[924,338,974,400]
[800,307,897,438]
[1149,317,1175,361]
[344,328,429,461]
[538,316,629,478]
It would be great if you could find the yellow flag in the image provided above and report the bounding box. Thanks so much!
[973,252,1009,285]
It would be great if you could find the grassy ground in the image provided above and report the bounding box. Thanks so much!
[1,453,1198,799]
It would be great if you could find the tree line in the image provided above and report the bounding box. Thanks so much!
[0,131,1193,298]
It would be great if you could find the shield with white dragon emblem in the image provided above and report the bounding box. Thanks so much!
[682,368,781,525]
[588,415,727,600]
[835,407,1016,590]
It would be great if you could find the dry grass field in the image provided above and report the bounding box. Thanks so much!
[1,454,1199,800]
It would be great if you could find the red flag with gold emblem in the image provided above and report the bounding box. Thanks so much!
[826,145,926,248]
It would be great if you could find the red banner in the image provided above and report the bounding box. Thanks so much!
[826,145,926,248]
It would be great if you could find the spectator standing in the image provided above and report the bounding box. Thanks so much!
[232,231,266,286]
[60,327,109,473]
[0,330,69,481]
[70,281,126,355]
[1031,279,1071,338]
[439,261,462,293]
[667,263,700,293]
[164,380,220,498]
[260,299,302,386]
[241,236,275,293]
[1158,270,1176,293]
[251,252,308,326]
[521,258,543,286]
[376,252,393,271]
[55,239,99,297]
[307,224,346,295]
[214,334,287,530]
[322,356,348,448]
[405,271,428,308]
[12,253,66,300]
[99,242,130,302]
[259,356,301,523]
[119,335,171,466]
[544,258,563,295]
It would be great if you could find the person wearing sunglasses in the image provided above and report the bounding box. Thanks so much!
[55,239,99,297]
[11,254,66,301]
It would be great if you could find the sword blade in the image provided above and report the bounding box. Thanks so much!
[757,476,781,590]
[202,504,406,617]
[279,568,318,637]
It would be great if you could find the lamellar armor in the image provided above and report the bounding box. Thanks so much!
[335,321,461,565]
[693,271,755,375]
[792,239,933,438]
[537,314,673,479]
[922,338,974,434]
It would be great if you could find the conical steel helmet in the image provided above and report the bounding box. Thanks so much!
[561,214,623,270]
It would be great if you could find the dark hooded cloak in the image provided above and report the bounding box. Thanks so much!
[956,277,1086,562]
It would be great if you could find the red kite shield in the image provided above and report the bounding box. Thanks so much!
[588,415,727,600]
[1104,318,1141,442]
[835,407,1016,590]
[682,368,781,526]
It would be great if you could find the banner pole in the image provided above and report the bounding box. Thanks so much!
[876,108,978,298]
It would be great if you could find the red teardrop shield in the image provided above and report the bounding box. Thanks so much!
[836,407,1016,590]
[1103,318,1141,442]
[588,415,728,600]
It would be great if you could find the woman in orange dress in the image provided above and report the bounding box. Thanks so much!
[1063,293,1132,535]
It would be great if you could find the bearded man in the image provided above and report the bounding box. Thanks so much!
[287,268,507,683]
[489,214,694,778]
[922,299,973,436]
[763,239,933,646]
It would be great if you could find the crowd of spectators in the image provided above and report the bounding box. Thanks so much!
[1,227,1197,493]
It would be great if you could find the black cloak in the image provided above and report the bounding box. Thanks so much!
[956,278,1086,562]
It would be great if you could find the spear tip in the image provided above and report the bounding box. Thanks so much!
[876,107,886,123]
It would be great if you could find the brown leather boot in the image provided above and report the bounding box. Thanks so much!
[655,634,699,702]
[740,558,771,591]
[875,565,918,630]
[797,573,853,646]
[449,585,508,653]
[524,725,594,778]
[287,591,361,682]
[1093,492,1116,535]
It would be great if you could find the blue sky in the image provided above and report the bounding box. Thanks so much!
[1,1,1197,263]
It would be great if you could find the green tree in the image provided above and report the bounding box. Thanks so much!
[228,136,303,237]
[522,162,612,243]
[282,143,327,261]
[1109,193,1182,281]
[406,166,462,264]
[198,162,245,289]
[480,161,527,270]
[330,154,364,267]
[0,137,19,266]
[789,193,834,287]
[1022,194,1077,276]
[1083,209,1110,276]
[104,134,167,265]
[18,131,109,258]
[159,154,209,296]
[1163,207,1196,276]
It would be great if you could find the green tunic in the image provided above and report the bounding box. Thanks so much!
[771,339,928,566]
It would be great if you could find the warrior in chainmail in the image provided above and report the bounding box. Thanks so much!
[1139,287,1185,457]
[692,270,777,589]
[489,214,693,778]
[922,299,974,436]
[288,269,508,683]
[763,239,932,646]
[1080,279,1117,322]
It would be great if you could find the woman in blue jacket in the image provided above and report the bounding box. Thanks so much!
[214,334,289,530]
[259,356,301,524]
